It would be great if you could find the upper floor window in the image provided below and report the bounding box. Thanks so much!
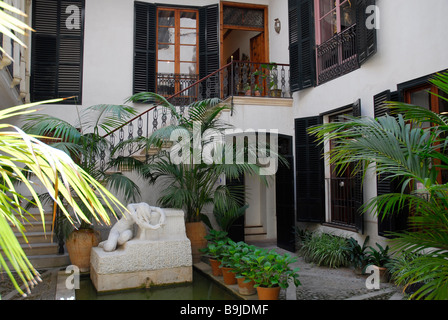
[133,2,218,96]
[316,0,355,44]
[31,0,84,104]
[288,0,377,91]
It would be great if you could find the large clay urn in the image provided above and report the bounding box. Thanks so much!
[185,221,207,264]
[66,229,100,273]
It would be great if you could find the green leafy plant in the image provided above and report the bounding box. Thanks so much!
[243,248,300,289]
[343,236,370,271]
[366,243,391,268]
[200,230,230,260]
[299,232,350,268]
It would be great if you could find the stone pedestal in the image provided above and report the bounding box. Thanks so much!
[90,208,193,293]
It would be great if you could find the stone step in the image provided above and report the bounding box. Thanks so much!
[10,220,53,233]
[27,253,71,270]
[19,242,60,256]
[14,232,54,244]
[244,225,265,235]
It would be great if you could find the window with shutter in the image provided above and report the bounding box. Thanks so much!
[133,3,217,98]
[320,101,364,232]
[373,90,408,238]
[288,0,377,90]
[295,116,325,223]
[31,0,84,104]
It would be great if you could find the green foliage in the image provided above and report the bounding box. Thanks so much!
[241,248,300,289]
[366,243,391,268]
[299,232,350,268]
[200,230,230,260]
[343,236,370,270]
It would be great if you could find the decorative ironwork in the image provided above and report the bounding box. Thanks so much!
[316,24,359,85]
[223,6,264,29]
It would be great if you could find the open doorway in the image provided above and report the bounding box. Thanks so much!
[220,2,269,80]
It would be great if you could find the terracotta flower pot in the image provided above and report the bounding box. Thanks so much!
[209,258,222,276]
[221,267,237,285]
[186,221,207,264]
[237,277,256,296]
[65,229,100,273]
[256,286,281,300]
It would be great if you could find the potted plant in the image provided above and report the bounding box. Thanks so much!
[243,248,300,300]
[230,243,257,295]
[253,63,282,97]
[366,243,391,283]
[218,240,240,285]
[23,104,140,272]
[344,236,370,275]
[200,230,229,276]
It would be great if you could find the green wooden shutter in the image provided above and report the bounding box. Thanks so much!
[356,0,377,65]
[288,0,315,92]
[31,0,84,104]
[295,116,325,222]
[373,90,408,237]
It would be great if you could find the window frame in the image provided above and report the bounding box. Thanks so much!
[156,7,199,77]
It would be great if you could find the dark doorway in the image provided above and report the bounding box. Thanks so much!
[226,175,245,242]
[276,134,295,252]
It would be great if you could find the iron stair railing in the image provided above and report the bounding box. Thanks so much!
[100,59,290,169]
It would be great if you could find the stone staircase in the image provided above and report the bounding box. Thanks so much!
[7,209,70,270]
[245,225,267,241]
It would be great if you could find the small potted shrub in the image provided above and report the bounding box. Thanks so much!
[244,248,300,300]
[227,242,257,295]
[218,240,241,285]
[366,243,391,283]
[200,230,229,276]
[344,236,370,274]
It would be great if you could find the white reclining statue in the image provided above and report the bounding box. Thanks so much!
[99,203,166,252]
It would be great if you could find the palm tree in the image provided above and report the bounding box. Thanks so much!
[308,72,448,300]
[22,103,141,233]
[112,92,277,229]
[0,100,128,297]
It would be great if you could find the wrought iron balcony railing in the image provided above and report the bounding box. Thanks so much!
[316,24,359,85]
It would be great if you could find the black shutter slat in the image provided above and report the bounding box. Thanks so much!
[289,0,315,92]
[356,0,377,65]
[374,90,408,237]
[133,2,156,94]
[31,0,84,104]
[199,4,219,98]
[352,99,364,233]
[199,5,219,78]
[295,116,325,223]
